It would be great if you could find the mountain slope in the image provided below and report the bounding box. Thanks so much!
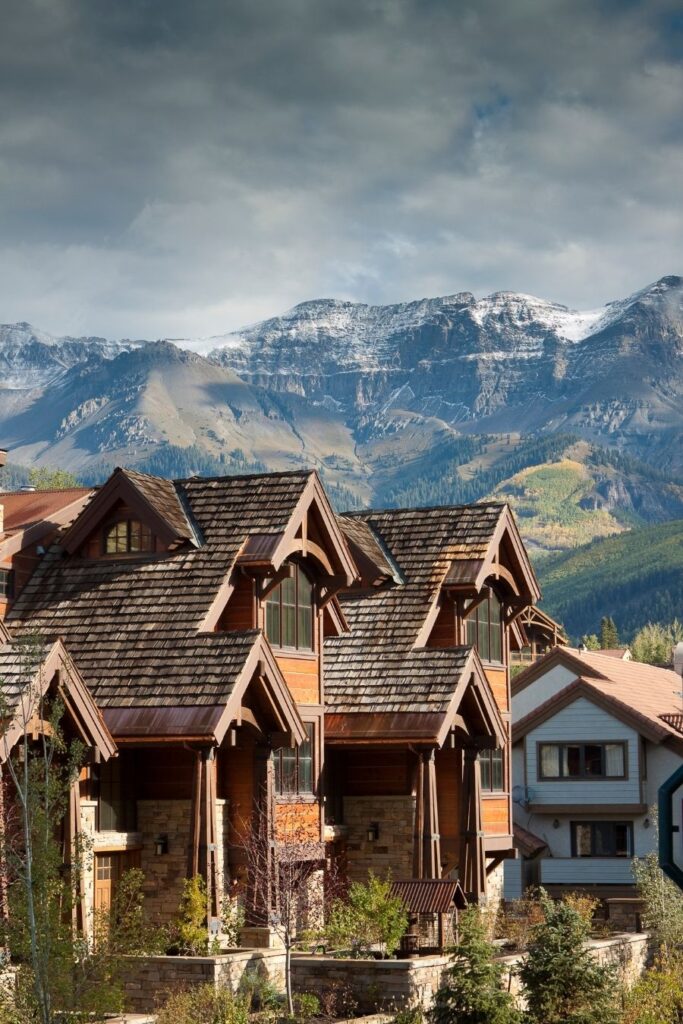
[539,519,683,641]
[2,275,683,536]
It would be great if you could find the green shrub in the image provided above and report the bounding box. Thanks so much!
[621,953,683,1024]
[633,840,683,955]
[325,872,408,957]
[173,875,209,956]
[155,983,250,1024]
[429,907,520,1024]
[291,992,320,1023]
[518,890,620,1024]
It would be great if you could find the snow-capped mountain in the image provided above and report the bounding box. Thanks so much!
[1,276,683,515]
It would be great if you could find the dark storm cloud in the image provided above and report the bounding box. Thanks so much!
[0,0,682,338]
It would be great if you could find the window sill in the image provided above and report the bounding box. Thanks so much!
[481,791,507,798]
[275,794,318,804]
[269,648,317,660]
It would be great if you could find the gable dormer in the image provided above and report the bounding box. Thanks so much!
[421,505,540,661]
[61,467,198,560]
[205,471,358,638]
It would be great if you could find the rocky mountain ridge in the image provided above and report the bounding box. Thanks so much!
[1,275,682,552]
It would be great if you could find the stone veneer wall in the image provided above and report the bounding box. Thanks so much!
[123,950,286,1013]
[343,796,415,881]
[137,799,192,923]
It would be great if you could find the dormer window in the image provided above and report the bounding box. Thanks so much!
[265,564,313,651]
[465,589,502,663]
[104,519,154,556]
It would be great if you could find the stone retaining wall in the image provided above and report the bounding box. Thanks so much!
[292,932,649,1012]
[122,949,286,1014]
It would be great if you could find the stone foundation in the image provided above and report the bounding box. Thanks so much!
[343,796,415,881]
[122,949,286,1013]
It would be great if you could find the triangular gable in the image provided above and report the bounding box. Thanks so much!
[512,677,670,746]
[60,468,197,555]
[512,646,610,697]
[445,506,540,605]
[0,639,116,762]
[437,647,507,749]
[201,471,359,632]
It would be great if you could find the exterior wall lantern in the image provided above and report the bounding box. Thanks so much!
[154,834,169,856]
[367,822,380,842]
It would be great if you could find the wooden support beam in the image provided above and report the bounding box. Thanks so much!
[458,745,487,903]
[188,747,221,921]
[423,749,441,879]
[412,751,425,878]
[257,564,294,601]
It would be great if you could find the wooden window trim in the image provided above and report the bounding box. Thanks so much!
[274,722,316,798]
[478,746,506,793]
[537,741,628,781]
[264,562,315,653]
[463,589,503,665]
[100,518,155,558]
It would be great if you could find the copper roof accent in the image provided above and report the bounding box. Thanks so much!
[390,879,467,914]
[103,704,227,739]
[325,711,448,743]
[238,533,283,564]
[443,558,484,588]
[513,823,548,859]
[0,488,92,533]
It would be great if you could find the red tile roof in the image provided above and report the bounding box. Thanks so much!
[0,488,91,534]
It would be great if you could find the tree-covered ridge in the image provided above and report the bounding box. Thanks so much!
[539,519,683,641]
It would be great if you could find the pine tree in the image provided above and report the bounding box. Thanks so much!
[599,616,619,649]
[429,907,520,1024]
[518,891,619,1024]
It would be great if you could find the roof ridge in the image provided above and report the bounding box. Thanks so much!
[176,468,315,485]
[341,500,507,517]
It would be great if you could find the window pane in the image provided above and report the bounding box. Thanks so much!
[564,745,581,777]
[282,603,296,647]
[479,752,491,791]
[574,824,592,856]
[281,748,297,794]
[465,614,477,648]
[265,596,280,646]
[605,744,624,777]
[298,605,312,650]
[492,748,504,791]
[584,745,604,777]
[478,601,491,661]
[614,823,631,857]
[281,576,296,607]
[540,744,560,778]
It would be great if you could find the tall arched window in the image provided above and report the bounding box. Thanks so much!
[464,589,502,663]
[265,564,313,651]
[104,519,153,555]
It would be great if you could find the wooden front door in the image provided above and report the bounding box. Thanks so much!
[94,850,141,913]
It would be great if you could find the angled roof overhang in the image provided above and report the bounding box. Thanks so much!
[511,646,609,697]
[325,648,506,750]
[444,506,540,605]
[60,468,197,555]
[104,632,307,748]
[0,638,116,763]
[512,677,671,746]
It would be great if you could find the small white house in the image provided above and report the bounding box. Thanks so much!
[505,647,683,900]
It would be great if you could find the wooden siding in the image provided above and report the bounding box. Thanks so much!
[426,597,455,647]
[540,857,635,886]
[526,697,640,806]
[481,797,509,835]
[220,742,254,841]
[217,574,254,631]
[276,655,320,704]
[484,667,508,713]
[338,749,412,797]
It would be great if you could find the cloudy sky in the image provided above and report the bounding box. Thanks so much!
[1,0,682,340]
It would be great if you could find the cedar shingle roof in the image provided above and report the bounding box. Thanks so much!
[114,468,197,543]
[0,638,52,716]
[8,470,312,707]
[325,504,506,713]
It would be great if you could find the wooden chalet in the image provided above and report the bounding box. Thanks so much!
[2,466,539,936]
[325,504,539,902]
